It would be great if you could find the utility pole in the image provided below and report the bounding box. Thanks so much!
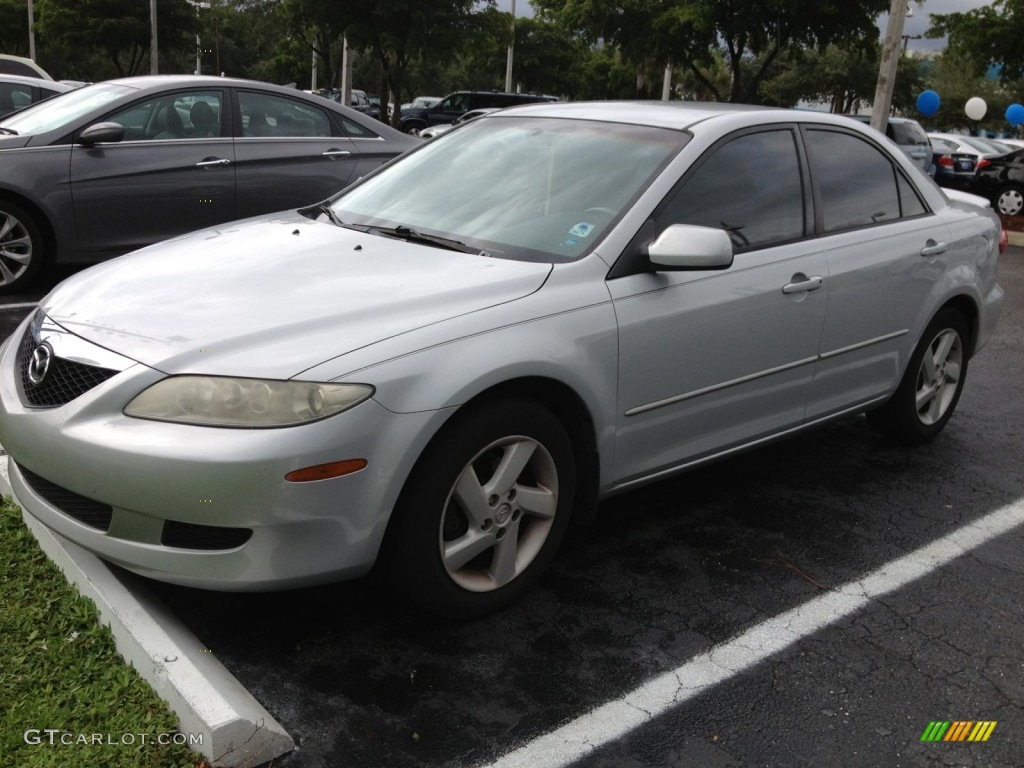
[871,0,909,132]
[504,0,515,93]
[150,0,158,74]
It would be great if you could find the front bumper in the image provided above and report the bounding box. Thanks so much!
[0,316,445,590]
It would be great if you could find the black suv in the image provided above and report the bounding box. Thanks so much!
[399,90,555,134]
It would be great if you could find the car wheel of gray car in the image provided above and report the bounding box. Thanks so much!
[995,185,1024,216]
[403,122,426,136]
[867,308,969,444]
[384,398,576,619]
[0,201,43,294]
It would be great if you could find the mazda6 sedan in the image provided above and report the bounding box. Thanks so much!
[0,75,419,293]
[0,102,1005,618]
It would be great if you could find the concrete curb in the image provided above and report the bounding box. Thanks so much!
[1007,230,1024,247]
[0,453,294,768]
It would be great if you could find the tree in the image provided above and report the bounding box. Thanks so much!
[35,0,194,78]
[0,0,29,56]
[929,0,1024,82]
[534,0,891,103]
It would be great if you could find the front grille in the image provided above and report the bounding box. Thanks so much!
[162,520,253,550]
[17,327,118,408]
[17,464,113,532]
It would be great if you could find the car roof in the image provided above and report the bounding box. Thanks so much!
[491,100,875,132]
[0,53,53,80]
[0,73,70,89]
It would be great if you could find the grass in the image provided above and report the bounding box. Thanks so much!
[0,499,204,768]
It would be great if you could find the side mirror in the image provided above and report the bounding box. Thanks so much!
[646,224,734,270]
[78,122,124,145]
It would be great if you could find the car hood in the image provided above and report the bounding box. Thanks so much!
[42,212,552,379]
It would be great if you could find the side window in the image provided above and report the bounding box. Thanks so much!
[0,83,31,112]
[239,91,332,138]
[896,172,927,218]
[656,129,805,250]
[340,117,378,139]
[104,91,222,141]
[804,129,901,232]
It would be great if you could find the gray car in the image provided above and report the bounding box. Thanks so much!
[0,75,419,293]
[0,74,73,117]
[0,102,1004,618]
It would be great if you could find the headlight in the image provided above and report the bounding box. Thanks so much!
[123,376,374,427]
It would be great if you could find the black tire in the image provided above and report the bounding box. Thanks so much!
[866,308,970,444]
[0,200,45,294]
[994,184,1024,217]
[402,121,426,135]
[382,398,576,619]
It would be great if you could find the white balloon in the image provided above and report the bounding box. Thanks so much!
[965,97,988,121]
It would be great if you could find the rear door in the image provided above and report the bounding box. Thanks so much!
[69,88,234,255]
[233,89,361,218]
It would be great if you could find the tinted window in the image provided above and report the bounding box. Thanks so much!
[0,83,32,113]
[896,173,927,218]
[239,91,332,138]
[805,130,900,233]
[657,129,805,250]
[105,91,223,141]
[340,117,377,139]
[890,120,929,146]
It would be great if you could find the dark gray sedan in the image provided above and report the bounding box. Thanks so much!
[0,75,420,293]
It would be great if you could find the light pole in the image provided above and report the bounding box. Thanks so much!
[871,0,909,132]
[27,0,36,60]
[150,0,158,74]
[186,0,210,75]
[504,0,515,93]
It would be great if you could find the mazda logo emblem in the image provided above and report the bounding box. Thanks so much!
[27,342,53,387]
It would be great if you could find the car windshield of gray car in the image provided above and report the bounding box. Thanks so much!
[0,82,134,136]
[328,116,688,263]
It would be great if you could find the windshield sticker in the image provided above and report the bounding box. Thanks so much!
[569,222,595,238]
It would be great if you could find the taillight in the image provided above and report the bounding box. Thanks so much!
[938,155,954,168]
[977,158,991,171]
[999,228,1008,255]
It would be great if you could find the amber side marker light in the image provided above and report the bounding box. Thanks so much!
[285,459,368,482]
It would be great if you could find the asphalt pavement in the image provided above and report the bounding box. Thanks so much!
[2,249,1021,768]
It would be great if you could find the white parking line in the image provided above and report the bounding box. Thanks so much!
[480,499,1024,768]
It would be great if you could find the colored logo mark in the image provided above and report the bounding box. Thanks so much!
[920,721,997,742]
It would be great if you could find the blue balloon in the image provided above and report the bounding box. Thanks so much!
[1006,103,1024,125]
[917,90,940,117]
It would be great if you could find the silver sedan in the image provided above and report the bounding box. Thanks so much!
[0,102,1005,618]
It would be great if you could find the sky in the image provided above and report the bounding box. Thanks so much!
[493,0,1000,52]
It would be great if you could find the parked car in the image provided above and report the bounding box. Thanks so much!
[0,54,52,80]
[0,75,419,293]
[398,90,555,134]
[844,114,934,176]
[419,107,498,139]
[929,136,978,190]
[0,102,1004,618]
[968,146,1024,215]
[0,74,72,117]
[929,132,1014,161]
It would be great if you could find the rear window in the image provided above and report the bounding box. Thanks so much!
[889,120,929,146]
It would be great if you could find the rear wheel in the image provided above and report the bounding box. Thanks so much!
[403,121,426,136]
[383,398,575,619]
[867,308,970,444]
[995,185,1024,216]
[0,201,44,294]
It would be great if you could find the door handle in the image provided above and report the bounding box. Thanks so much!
[195,158,231,168]
[782,275,824,294]
[920,241,947,257]
[322,149,352,158]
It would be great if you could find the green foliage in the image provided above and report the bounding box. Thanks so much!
[0,0,30,57]
[0,501,201,768]
[929,0,1024,82]
[34,0,194,79]
[919,48,1013,133]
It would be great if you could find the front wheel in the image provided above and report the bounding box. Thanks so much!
[867,308,970,444]
[382,398,576,619]
[0,201,45,294]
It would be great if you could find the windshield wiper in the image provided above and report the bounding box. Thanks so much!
[0,126,18,136]
[370,224,482,254]
[318,202,344,227]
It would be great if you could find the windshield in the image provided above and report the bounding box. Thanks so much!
[330,116,687,262]
[0,82,135,135]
